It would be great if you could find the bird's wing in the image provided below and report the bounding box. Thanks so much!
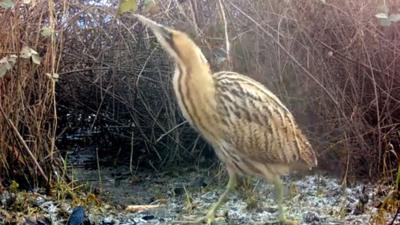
[213,71,317,168]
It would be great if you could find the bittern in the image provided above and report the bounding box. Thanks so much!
[135,15,317,224]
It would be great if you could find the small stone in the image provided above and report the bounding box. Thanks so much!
[303,211,320,223]
[34,196,46,206]
[264,206,278,213]
[0,191,15,208]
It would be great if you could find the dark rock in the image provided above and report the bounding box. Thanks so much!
[67,206,86,225]
[142,215,155,220]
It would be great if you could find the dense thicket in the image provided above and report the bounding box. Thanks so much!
[1,0,399,187]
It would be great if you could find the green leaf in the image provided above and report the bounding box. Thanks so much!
[117,0,137,15]
[8,54,17,65]
[9,180,19,193]
[0,55,17,78]
[41,26,54,37]
[20,46,41,64]
[31,54,41,65]
[0,0,15,9]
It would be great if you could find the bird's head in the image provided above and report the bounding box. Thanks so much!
[134,14,209,69]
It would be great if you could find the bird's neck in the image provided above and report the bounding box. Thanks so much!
[172,60,219,142]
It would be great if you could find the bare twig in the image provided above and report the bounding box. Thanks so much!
[227,1,341,109]
[218,0,231,68]
[156,121,188,142]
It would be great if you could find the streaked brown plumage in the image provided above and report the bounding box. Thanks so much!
[212,71,317,178]
[135,15,317,224]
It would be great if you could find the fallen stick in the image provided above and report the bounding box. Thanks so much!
[126,204,160,212]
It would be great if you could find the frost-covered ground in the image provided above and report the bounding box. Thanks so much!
[2,164,397,225]
[74,167,397,225]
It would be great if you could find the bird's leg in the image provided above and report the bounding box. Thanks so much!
[272,177,297,225]
[175,170,237,225]
[205,171,237,224]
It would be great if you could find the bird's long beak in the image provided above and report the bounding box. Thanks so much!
[134,14,172,41]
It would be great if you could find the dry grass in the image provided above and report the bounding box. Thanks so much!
[0,0,66,187]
